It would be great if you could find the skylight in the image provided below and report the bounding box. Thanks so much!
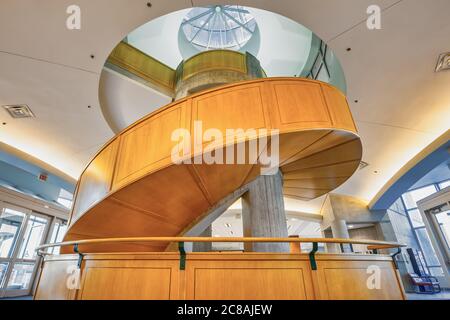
[181,5,257,51]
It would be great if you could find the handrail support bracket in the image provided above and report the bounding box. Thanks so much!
[74,244,85,269]
[309,242,319,271]
[178,242,186,270]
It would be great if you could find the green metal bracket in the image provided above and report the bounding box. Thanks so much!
[309,242,318,271]
[178,242,186,270]
[74,244,84,269]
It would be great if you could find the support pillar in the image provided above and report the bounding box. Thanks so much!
[330,219,351,253]
[242,171,289,252]
[192,226,212,252]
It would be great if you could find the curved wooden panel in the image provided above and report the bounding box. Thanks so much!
[180,50,247,81]
[64,78,361,253]
[35,252,404,300]
[107,41,176,95]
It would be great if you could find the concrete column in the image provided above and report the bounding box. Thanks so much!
[242,171,289,252]
[192,225,212,252]
[330,219,351,253]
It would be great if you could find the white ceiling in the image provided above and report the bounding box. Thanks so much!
[0,0,449,215]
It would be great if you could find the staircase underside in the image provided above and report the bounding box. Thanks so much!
[62,78,362,254]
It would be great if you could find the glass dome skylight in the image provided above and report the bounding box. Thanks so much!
[181,5,257,51]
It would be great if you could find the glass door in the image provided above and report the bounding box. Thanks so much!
[0,204,50,298]
[432,209,450,262]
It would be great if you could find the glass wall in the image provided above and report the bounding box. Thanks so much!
[47,219,68,255]
[0,201,68,298]
[400,179,450,277]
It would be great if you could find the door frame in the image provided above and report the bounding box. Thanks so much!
[417,187,450,288]
[0,203,51,298]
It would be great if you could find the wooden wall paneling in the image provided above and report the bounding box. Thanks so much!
[185,257,315,300]
[71,140,119,223]
[283,160,361,180]
[283,177,349,190]
[269,80,331,130]
[34,257,78,300]
[79,259,180,300]
[278,130,331,166]
[35,252,405,300]
[320,83,357,132]
[282,138,362,173]
[313,259,404,300]
[113,101,189,189]
[190,139,265,204]
[191,83,268,136]
[111,164,211,231]
[283,187,331,200]
[281,130,358,167]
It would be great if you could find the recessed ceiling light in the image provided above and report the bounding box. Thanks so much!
[348,225,354,229]
[435,52,450,72]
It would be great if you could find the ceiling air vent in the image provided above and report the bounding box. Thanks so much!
[2,104,35,119]
[435,52,450,72]
[358,161,369,170]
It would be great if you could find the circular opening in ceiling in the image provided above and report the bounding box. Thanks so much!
[181,5,258,52]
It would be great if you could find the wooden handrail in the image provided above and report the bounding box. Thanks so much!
[367,244,401,251]
[36,236,405,254]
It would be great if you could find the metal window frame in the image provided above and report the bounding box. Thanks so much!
[398,181,450,273]
[307,40,331,81]
[0,205,52,299]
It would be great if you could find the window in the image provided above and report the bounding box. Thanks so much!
[18,215,48,259]
[399,183,445,274]
[434,210,450,250]
[439,180,450,190]
[0,208,26,258]
[6,263,34,290]
[182,6,257,51]
[0,262,8,287]
[47,220,67,254]
[57,188,73,209]
[407,209,424,228]
[307,40,331,82]
[0,205,51,297]
[415,228,440,266]
[402,185,437,209]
